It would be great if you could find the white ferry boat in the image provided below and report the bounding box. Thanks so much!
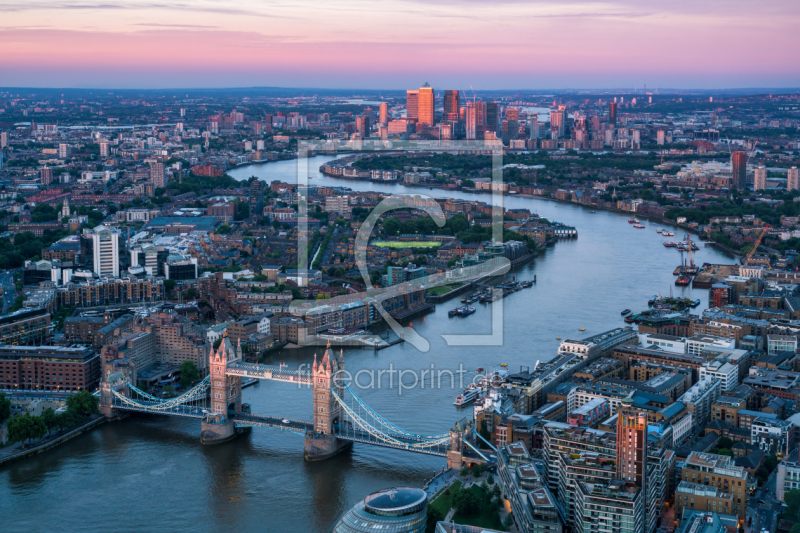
[454,387,480,406]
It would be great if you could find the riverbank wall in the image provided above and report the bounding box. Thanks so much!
[0,415,106,468]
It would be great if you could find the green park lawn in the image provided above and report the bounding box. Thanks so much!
[429,480,462,517]
[426,283,463,296]
[451,484,505,530]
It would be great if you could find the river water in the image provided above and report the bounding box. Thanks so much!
[0,155,735,533]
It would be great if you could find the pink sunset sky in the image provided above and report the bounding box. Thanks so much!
[1,0,799,89]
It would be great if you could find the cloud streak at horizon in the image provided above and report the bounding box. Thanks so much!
[0,0,799,88]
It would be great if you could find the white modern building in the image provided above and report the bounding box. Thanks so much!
[92,225,120,278]
[767,334,798,355]
[776,458,800,501]
[685,335,735,356]
[678,377,722,429]
[699,359,738,392]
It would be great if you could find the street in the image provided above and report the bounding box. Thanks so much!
[746,470,781,533]
[1,270,16,314]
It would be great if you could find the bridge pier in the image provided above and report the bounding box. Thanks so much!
[304,433,352,461]
[200,415,238,445]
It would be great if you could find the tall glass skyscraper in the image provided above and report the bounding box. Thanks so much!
[406,90,419,120]
[418,83,435,126]
[732,151,748,189]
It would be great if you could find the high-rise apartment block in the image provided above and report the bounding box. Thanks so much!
[657,130,665,145]
[149,162,165,188]
[754,166,767,191]
[40,166,53,185]
[550,106,566,138]
[92,225,120,278]
[406,90,419,120]
[418,83,435,126]
[0,131,7,148]
[99,141,109,157]
[787,166,799,191]
[616,405,648,488]
[379,102,388,124]
[58,143,70,159]
[731,151,748,189]
[466,105,477,140]
[529,114,539,139]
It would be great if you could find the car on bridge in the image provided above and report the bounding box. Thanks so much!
[282,419,290,424]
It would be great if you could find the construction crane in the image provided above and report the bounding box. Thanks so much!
[742,224,770,267]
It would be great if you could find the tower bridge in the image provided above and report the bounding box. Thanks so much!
[99,337,472,467]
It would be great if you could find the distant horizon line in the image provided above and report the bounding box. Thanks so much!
[2,85,800,95]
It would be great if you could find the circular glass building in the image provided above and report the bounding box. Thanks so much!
[330,486,428,533]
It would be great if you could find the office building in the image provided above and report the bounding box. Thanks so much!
[679,378,722,429]
[788,166,799,191]
[699,360,738,392]
[418,83,435,126]
[675,511,738,533]
[574,479,644,533]
[0,345,101,391]
[0,307,52,346]
[486,102,499,133]
[550,106,566,138]
[609,102,618,125]
[379,102,388,124]
[616,404,648,488]
[330,487,427,533]
[753,166,767,191]
[674,481,734,519]
[406,90,419,120]
[776,457,800,501]
[149,162,165,188]
[530,114,539,139]
[681,452,748,520]
[731,151,748,189]
[443,90,460,124]
[164,255,198,280]
[91,225,120,278]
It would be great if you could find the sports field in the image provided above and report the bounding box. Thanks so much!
[372,241,441,248]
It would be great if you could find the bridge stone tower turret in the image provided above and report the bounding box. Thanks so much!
[304,346,352,461]
[447,427,464,470]
[201,335,243,445]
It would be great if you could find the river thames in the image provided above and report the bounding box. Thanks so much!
[0,155,735,532]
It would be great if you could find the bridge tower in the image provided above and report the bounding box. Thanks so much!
[304,346,352,461]
[200,335,243,445]
[447,427,464,470]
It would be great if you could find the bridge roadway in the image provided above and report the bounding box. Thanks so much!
[225,361,312,385]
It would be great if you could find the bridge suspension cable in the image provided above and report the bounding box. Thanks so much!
[332,389,451,452]
[342,385,449,440]
[112,376,211,411]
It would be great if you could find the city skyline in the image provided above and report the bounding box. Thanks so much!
[1,0,799,89]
